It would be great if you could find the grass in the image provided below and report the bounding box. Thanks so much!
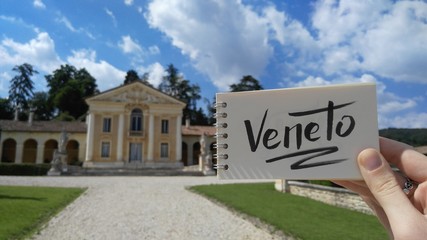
[190,183,388,240]
[0,185,85,240]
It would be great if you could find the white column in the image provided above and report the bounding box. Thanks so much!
[15,143,23,163]
[175,115,182,161]
[36,143,44,164]
[117,113,124,162]
[85,113,95,161]
[147,113,154,161]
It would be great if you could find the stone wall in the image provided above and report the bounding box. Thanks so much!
[275,180,372,214]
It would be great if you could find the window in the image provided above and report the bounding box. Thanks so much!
[130,109,143,132]
[101,142,110,158]
[161,119,169,134]
[103,118,111,132]
[160,143,169,158]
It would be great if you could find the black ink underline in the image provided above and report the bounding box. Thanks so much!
[265,146,348,170]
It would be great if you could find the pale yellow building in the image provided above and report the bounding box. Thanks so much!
[0,81,216,169]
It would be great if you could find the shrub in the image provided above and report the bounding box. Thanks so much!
[0,163,51,176]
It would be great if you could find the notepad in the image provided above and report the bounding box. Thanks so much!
[214,83,379,180]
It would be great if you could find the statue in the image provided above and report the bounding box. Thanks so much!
[199,132,215,175]
[48,130,70,176]
[58,130,69,153]
[200,132,207,157]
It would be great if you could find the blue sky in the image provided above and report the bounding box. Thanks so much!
[0,0,426,129]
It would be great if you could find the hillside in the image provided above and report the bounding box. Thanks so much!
[379,128,427,147]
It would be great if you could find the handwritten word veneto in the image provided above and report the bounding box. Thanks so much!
[243,101,356,170]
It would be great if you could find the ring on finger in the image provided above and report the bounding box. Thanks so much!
[403,177,415,195]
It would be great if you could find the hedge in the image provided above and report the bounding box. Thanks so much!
[0,163,51,176]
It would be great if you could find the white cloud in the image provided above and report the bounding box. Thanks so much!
[146,0,272,90]
[263,0,427,85]
[263,6,318,56]
[0,32,63,73]
[105,8,118,27]
[0,15,40,33]
[148,45,160,55]
[56,13,95,39]
[67,49,126,90]
[124,0,134,6]
[380,112,427,129]
[137,62,165,87]
[118,35,142,54]
[357,1,427,83]
[288,74,421,128]
[33,0,46,9]
[56,15,77,32]
[0,72,11,93]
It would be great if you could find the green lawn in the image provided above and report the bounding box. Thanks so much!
[190,183,388,240]
[0,185,85,240]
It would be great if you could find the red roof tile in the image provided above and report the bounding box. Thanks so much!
[181,125,216,136]
[0,120,86,133]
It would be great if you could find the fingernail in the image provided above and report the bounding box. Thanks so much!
[360,150,383,171]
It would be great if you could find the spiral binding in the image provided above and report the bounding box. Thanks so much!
[213,112,227,118]
[214,101,229,171]
[215,133,228,139]
[214,122,228,128]
[214,164,229,170]
[213,153,228,159]
[214,102,227,108]
[213,143,228,149]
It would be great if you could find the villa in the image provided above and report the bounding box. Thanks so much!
[0,81,216,169]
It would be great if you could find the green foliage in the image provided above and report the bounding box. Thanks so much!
[230,75,263,92]
[0,98,14,119]
[0,186,84,240]
[29,91,54,120]
[9,63,38,109]
[191,183,387,240]
[159,64,203,124]
[54,112,76,121]
[46,64,98,120]
[124,69,153,87]
[380,128,427,147]
[124,69,139,84]
[0,163,51,176]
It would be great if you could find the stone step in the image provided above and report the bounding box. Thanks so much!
[61,166,205,176]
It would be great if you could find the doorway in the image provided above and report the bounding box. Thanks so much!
[129,143,142,162]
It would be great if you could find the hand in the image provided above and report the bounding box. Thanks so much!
[333,137,427,240]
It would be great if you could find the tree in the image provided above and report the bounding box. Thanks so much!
[0,98,14,119]
[124,70,140,85]
[8,63,38,109]
[123,69,153,87]
[46,64,98,120]
[229,75,263,92]
[209,75,264,125]
[140,72,153,87]
[158,64,203,124]
[29,92,54,120]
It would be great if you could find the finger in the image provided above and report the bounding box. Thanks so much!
[361,195,392,238]
[380,137,427,182]
[333,180,373,198]
[334,180,392,237]
[357,148,419,225]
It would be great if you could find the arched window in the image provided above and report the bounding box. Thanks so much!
[130,108,143,134]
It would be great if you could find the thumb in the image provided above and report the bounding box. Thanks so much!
[358,149,417,221]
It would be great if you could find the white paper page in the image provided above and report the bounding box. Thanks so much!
[215,83,379,180]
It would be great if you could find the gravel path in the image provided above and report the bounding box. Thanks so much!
[0,176,287,240]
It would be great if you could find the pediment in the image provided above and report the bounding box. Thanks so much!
[86,82,186,106]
